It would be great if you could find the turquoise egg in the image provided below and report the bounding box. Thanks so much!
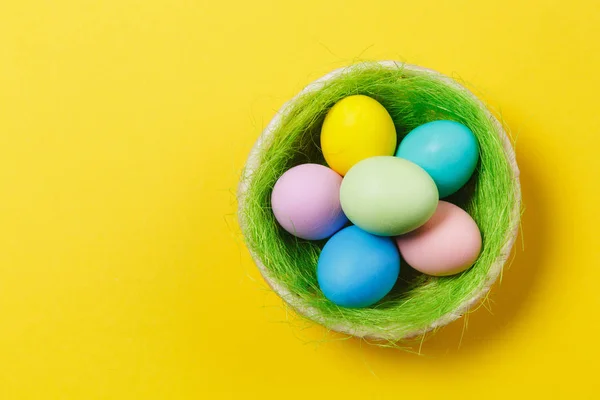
[317,226,400,308]
[396,120,479,198]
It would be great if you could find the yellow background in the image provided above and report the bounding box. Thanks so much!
[0,1,599,399]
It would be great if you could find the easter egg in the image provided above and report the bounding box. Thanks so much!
[271,164,348,240]
[396,120,479,198]
[317,226,400,308]
[396,201,482,276]
[340,156,438,236]
[321,95,397,176]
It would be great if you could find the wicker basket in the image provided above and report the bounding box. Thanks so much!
[238,61,521,340]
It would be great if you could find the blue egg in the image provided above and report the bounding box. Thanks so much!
[395,120,479,198]
[317,226,400,308]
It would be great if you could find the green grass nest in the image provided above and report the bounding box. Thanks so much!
[238,61,521,342]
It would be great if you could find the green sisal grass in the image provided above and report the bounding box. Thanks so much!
[239,63,518,340]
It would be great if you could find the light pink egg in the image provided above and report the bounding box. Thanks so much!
[395,201,482,276]
[271,164,348,240]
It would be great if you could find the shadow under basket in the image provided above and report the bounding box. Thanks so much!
[238,61,522,342]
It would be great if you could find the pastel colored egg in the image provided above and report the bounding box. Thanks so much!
[321,95,397,176]
[340,156,438,236]
[271,164,348,240]
[396,120,479,198]
[317,226,400,308]
[396,201,482,276]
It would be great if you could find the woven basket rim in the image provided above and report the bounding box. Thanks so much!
[238,61,522,341]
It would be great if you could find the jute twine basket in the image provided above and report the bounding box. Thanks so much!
[238,61,521,341]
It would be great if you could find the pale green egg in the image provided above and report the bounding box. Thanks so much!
[340,156,439,236]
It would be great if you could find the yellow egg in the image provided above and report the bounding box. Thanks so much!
[321,95,397,175]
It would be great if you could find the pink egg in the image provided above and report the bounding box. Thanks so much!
[271,164,348,240]
[395,201,482,276]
